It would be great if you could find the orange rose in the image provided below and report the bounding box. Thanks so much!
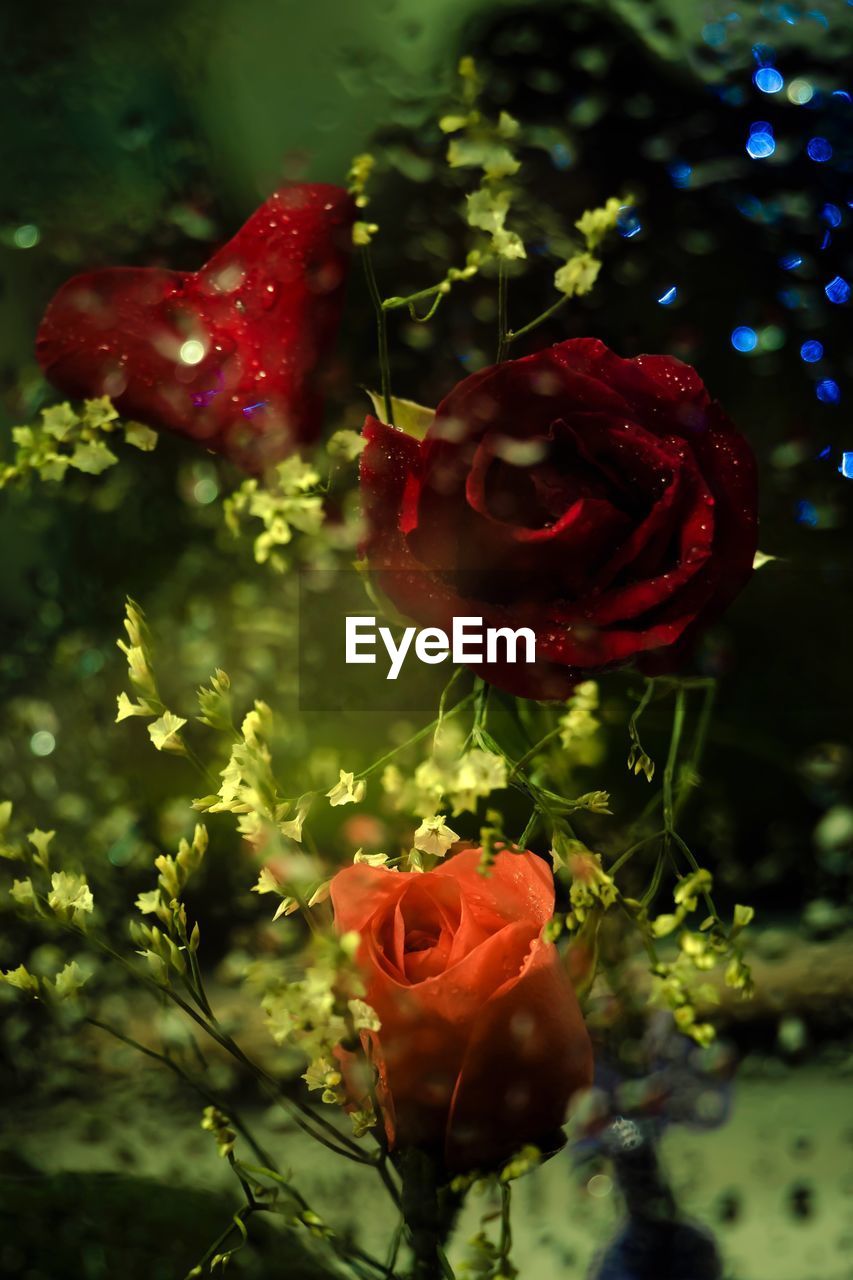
[329,848,592,1171]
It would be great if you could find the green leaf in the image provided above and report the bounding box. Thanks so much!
[364,391,434,438]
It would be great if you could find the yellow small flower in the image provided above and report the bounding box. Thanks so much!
[326,770,366,808]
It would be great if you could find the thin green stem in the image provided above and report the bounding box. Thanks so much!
[75,926,372,1164]
[185,1203,256,1279]
[504,292,570,346]
[356,692,476,781]
[409,292,445,323]
[472,678,491,737]
[181,739,218,789]
[434,667,466,750]
[517,807,540,849]
[383,282,446,310]
[674,679,717,821]
[662,687,686,835]
[437,1244,457,1280]
[640,850,666,909]
[496,260,509,362]
[509,725,562,777]
[363,248,393,424]
[228,1161,392,1279]
[628,678,657,773]
[85,1016,277,1170]
[608,830,665,878]
[385,1217,405,1278]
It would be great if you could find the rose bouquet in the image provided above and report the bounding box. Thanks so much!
[1,56,760,1280]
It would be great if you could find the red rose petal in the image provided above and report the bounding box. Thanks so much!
[36,183,354,472]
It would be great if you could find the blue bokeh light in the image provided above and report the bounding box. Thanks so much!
[840,453,853,480]
[754,67,784,93]
[822,203,842,227]
[657,286,678,306]
[825,276,851,304]
[796,500,819,527]
[551,143,572,171]
[807,136,833,162]
[800,340,824,362]
[731,326,758,352]
[780,253,803,270]
[617,207,642,238]
[747,127,776,159]
[669,162,692,188]
[702,22,727,47]
[751,43,774,65]
[816,379,841,403]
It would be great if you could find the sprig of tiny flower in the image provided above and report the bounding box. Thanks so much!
[193,1107,345,1277]
[453,1149,541,1280]
[0,397,156,488]
[261,931,380,1136]
[115,598,189,756]
[444,57,526,264]
[378,57,524,325]
[647,869,755,1046]
[559,680,601,748]
[552,838,619,929]
[1,805,94,1002]
[553,195,629,299]
[348,152,379,246]
[131,823,208,983]
[223,456,325,572]
[382,722,508,818]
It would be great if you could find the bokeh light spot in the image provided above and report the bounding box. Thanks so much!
[825,276,851,304]
[816,379,840,404]
[787,78,814,104]
[13,224,40,249]
[179,339,206,365]
[807,137,832,162]
[747,127,775,159]
[754,67,783,93]
[731,326,758,352]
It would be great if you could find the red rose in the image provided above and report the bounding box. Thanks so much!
[36,183,354,472]
[330,848,592,1171]
[359,339,758,699]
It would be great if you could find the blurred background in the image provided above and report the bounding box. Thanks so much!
[1,1,853,1277]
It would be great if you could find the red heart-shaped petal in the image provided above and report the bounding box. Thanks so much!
[36,183,355,471]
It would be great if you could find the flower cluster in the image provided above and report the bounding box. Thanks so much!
[0,396,156,488]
